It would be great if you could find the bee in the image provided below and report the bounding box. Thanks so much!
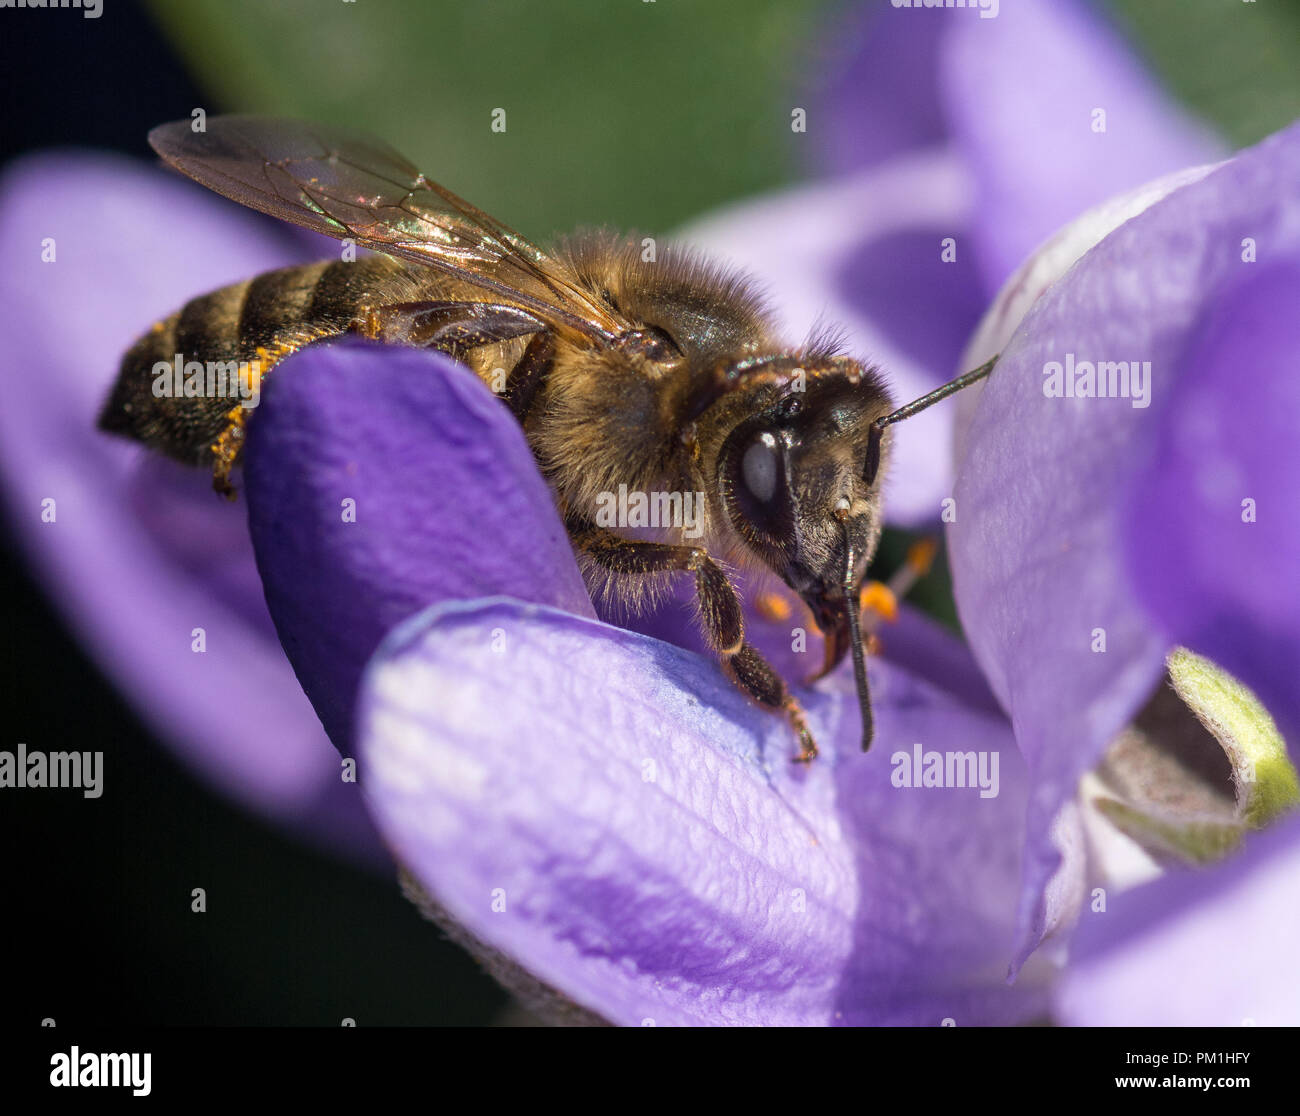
[100,116,995,762]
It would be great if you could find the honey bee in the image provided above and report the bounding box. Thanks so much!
[100,117,995,762]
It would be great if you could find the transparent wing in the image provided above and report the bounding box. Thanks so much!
[149,115,627,342]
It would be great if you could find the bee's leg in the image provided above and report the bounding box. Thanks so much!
[358,301,542,351]
[726,645,818,764]
[359,303,554,422]
[570,524,818,762]
[502,332,555,422]
[209,404,248,500]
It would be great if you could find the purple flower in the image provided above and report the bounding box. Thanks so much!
[682,1,1300,1020]
[242,341,1046,1025]
[1057,816,1300,1026]
[947,119,1300,999]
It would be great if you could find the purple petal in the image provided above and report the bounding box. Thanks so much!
[1057,818,1300,1025]
[243,341,594,751]
[1123,262,1300,748]
[0,154,376,854]
[836,225,987,383]
[359,598,1047,1026]
[809,0,1220,291]
[808,2,950,176]
[940,0,1223,289]
[879,603,1004,718]
[947,122,1300,971]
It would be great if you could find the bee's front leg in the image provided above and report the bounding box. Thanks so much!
[569,523,818,763]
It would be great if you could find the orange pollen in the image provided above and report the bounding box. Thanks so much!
[754,591,794,622]
[859,580,899,624]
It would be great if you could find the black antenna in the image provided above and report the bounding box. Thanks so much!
[864,354,999,485]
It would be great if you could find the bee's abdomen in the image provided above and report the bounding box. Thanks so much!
[99,257,413,464]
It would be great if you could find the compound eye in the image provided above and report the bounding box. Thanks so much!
[725,425,795,564]
[734,428,793,546]
[741,431,781,504]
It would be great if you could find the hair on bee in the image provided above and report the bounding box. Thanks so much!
[800,317,852,363]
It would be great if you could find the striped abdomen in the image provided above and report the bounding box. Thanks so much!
[99,255,435,465]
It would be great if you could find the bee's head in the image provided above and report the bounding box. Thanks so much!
[718,356,894,748]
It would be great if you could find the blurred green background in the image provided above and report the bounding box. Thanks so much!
[146,0,1300,239]
[148,0,828,239]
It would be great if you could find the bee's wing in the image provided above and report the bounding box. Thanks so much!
[149,116,627,343]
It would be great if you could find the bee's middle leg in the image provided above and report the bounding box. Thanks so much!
[502,332,555,422]
[570,524,818,762]
[358,303,555,424]
[358,301,542,351]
